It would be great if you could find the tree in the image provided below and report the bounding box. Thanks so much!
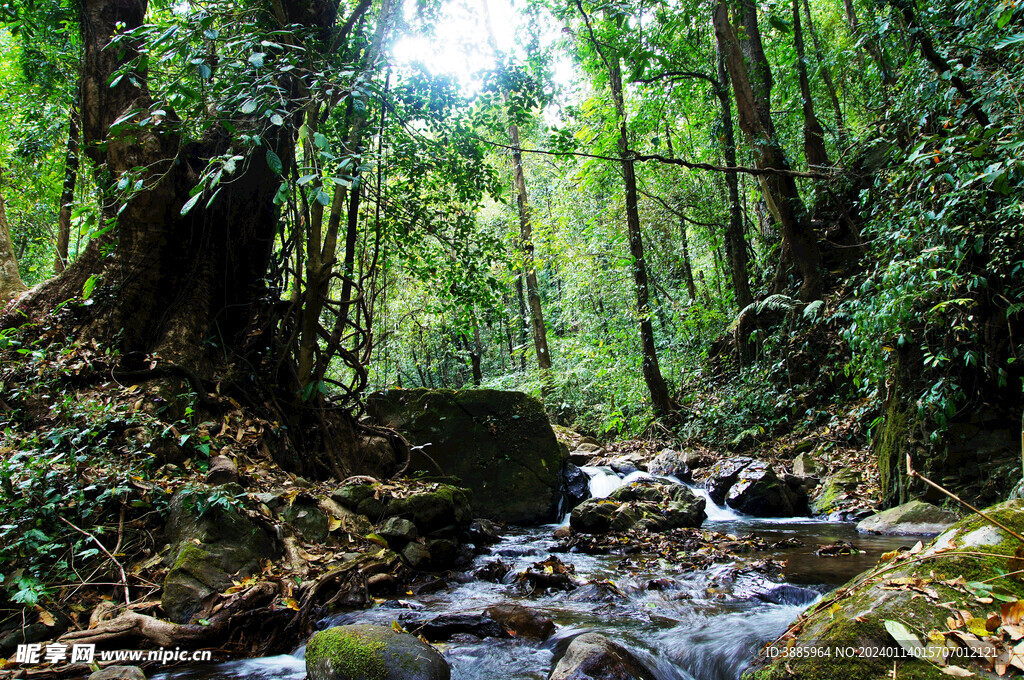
[575,3,676,418]
[713,0,822,301]
[5,0,407,479]
[0,166,27,302]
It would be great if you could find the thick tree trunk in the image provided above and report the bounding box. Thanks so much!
[792,0,830,168]
[609,58,675,418]
[714,1,822,301]
[54,111,79,274]
[715,50,754,311]
[0,166,28,302]
[515,273,529,371]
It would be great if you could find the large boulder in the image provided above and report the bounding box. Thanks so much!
[549,633,657,680]
[569,481,705,534]
[366,389,568,523]
[726,460,807,517]
[856,500,958,536]
[648,448,704,481]
[161,488,279,624]
[306,624,450,680]
[810,467,862,515]
[750,501,1024,679]
[704,457,754,504]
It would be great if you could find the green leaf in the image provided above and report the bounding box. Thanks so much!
[270,114,284,126]
[82,275,98,300]
[997,9,1013,28]
[240,100,257,114]
[249,52,265,68]
[197,63,212,79]
[266,150,283,175]
[180,192,202,215]
[314,132,330,150]
[884,620,925,656]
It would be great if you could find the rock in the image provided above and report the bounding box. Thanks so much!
[281,501,329,543]
[468,518,500,546]
[399,613,506,641]
[205,455,238,485]
[570,481,705,533]
[485,604,555,640]
[306,624,450,680]
[550,633,657,680]
[856,500,958,535]
[320,498,374,535]
[791,452,818,477]
[561,463,589,510]
[161,489,279,624]
[553,525,572,539]
[386,485,471,533]
[366,389,568,523]
[88,667,146,680]
[783,473,819,496]
[570,450,601,466]
[473,559,512,583]
[751,501,1024,680]
[579,437,601,447]
[648,449,701,481]
[401,542,432,569]
[726,461,807,517]
[705,457,754,505]
[810,467,863,515]
[607,454,644,475]
[379,517,419,543]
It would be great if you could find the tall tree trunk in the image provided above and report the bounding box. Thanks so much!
[0,166,28,302]
[792,0,830,168]
[801,0,845,137]
[509,124,553,374]
[54,111,79,274]
[714,1,822,301]
[715,50,753,310]
[515,274,529,372]
[481,0,553,376]
[678,215,697,302]
[608,58,675,418]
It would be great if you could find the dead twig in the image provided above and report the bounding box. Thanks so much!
[56,515,130,606]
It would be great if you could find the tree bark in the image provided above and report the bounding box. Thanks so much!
[609,58,675,418]
[54,110,79,274]
[715,49,753,310]
[801,0,845,137]
[0,166,28,302]
[792,0,830,168]
[678,215,697,302]
[714,1,822,301]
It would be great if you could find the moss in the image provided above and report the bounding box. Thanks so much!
[306,628,388,680]
[876,396,915,506]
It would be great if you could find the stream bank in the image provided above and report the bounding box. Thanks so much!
[151,468,916,680]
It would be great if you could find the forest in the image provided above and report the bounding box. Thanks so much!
[0,0,1022,676]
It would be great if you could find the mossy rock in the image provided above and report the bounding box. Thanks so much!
[386,485,471,532]
[161,489,279,623]
[365,389,568,523]
[748,500,1024,680]
[305,624,450,680]
[856,500,959,536]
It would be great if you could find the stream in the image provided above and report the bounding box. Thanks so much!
[153,468,915,680]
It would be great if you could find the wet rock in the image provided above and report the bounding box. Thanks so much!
[88,667,146,680]
[607,454,645,475]
[205,455,238,485]
[553,525,572,539]
[474,559,512,583]
[855,499,958,536]
[306,624,450,680]
[485,604,555,640]
[726,461,807,517]
[751,501,1024,680]
[366,389,568,523]
[570,481,705,533]
[161,488,279,624]
[468,518,500,546]
[783,473,819,496]
[791,452,818,477]
[549,632,657,680]
[566,580,626,603]
[400,613,506,641]
[520,556,577,593]
[423,537,460,568]
[705,457,755,504]
[755,584,819,606]
[379,517,418,543]
[367,573,398,594]
[560,463,590,510]
[648,448,701,481]
[386,486,471,533]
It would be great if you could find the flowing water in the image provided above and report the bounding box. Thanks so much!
[154,468,915,680]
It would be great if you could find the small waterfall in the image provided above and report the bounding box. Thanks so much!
[579,466,742,522]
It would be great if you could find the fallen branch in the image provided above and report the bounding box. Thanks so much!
[57,515,130,607]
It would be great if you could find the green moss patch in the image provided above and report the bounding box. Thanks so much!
[306,628,388,680]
